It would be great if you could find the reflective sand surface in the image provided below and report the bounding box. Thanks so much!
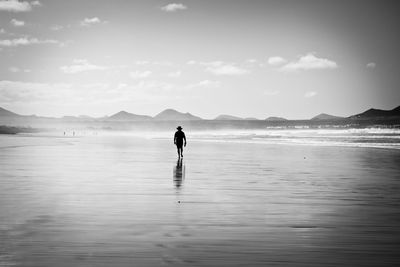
[1,134,400,266]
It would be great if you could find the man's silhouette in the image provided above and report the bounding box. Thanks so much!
[174,126,186,158]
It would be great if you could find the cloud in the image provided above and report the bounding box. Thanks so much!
[161,3,187,12]
[0,37,60,47]
[187,60,250,75]
[263,90,280,96]
[80,17,101,27]
[0,28,5,34]
[366,62,376,69]
[0,81,128,112]
[206,62,249,76]
[136,80,173,91]
[10,18,25,27]
[134,60,151,65]
[280,53,338,72]
[31,1,41,6]
[0,0,33,12]
[167,70,182,78]
[60,59,108,74]
[304,91,317,98]
[129,70,152,79]
[50,25,64,31]
[134,60,173,66]
[0,80,179,115]
[267,56,287,66]
[0,80,73,105]
[245,59,265,67]
[188,80,221,88]
[9,67,20,72]
[246,59,258,64]
[8,67,30,73]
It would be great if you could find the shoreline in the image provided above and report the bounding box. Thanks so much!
[2,128,399,151]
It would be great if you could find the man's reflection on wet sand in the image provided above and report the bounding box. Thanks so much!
[173,158,185,188]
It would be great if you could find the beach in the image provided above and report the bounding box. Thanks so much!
[1,133,400,266]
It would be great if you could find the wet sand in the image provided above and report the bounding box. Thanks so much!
[1,135,400,266]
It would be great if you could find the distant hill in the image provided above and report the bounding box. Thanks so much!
[265,116,288,122]
[79,115,94,119]
[0,125,39,134]
[2,105,400,125]
[154,109,202,121]
[214,114,243,120]
[62,116,79,120]
[108,111,152,121]
[311,113,343,121]
[0,107,20,117]
[244,117,259,121]
[61,115,92,121]
[349,106,400,119]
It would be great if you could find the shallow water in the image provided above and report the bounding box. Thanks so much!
[1,134,400,266]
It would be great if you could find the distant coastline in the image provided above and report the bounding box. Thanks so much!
[1,105,400,122]
[1,106,399,132]
[0,126,41,135]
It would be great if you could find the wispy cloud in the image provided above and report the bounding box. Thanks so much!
[0,28,5,34]
[245,59,265,68]
[80,17,102,27]
[263,90,280,96]
[0,81,128,113]
[10,18,25,27]
[187,60,197,65]
[304,91,317,98]
[0,80,177,115]
[0,37,60,47]
[31,1,41,6]
[366,62,376,69]
[136,80,174,92]
[167,70,182,78]
[135,60,151,65]
[0,0,35,12]
[187,60,250,75]
[246,59,258,64]
[161,3,187,12]
[9,66,30,73]
[134,60,173,66]
[267,56,287,66]
[0,80,73,105]
[9,66,20,73]
[188,80,221,88]
[205,62,249,76]
[280,53,338,72]
[50,25,64,31]
[129,70,152,79]
[60,59,107,74]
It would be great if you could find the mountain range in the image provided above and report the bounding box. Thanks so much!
[1,106,400,122]
[311,113,344,121]
[349,106,400,119]
[265,117,288,122]
[214,114,244,120]
[153,109,202,121]
[107,111,152,121]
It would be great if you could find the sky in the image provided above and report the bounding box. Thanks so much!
[0,0,399,119]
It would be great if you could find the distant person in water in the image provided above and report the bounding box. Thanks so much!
[174,126,186,158]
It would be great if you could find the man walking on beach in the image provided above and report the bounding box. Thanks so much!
[174,126,186,158]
